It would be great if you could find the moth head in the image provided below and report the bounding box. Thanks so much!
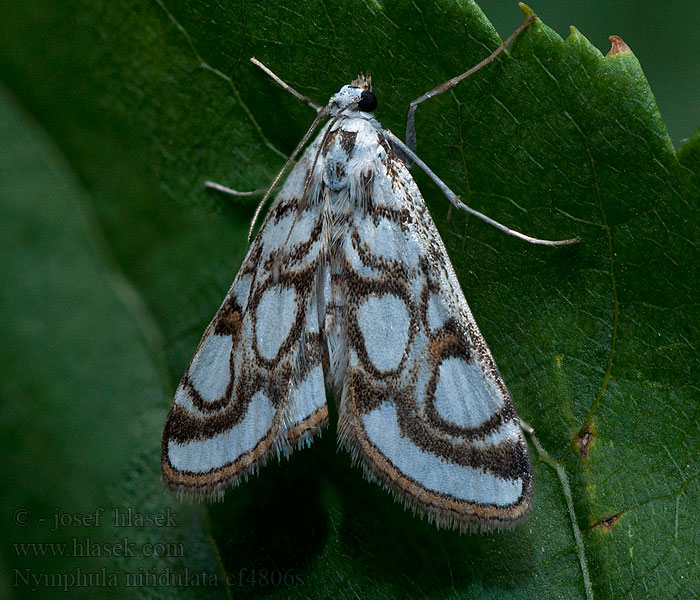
[329,72,377,116]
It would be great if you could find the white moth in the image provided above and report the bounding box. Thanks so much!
[162,16,578,532]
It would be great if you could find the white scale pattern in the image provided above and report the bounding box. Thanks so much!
[189,334,232,402]
[169,391,275,473]
[255,285,297,360]
[356,294,410,372]
[362,403,522,505]
[433,357,504,428]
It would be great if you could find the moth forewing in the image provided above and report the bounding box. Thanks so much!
[329,124,533,532]
[161,134,330,499]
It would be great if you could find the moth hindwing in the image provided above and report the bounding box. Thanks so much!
[163,25,577,533]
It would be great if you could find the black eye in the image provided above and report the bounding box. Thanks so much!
[358,90,377,112]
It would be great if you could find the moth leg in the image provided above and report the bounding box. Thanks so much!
[404,14,536,162]
[203,181,266,196]
[519,419,535,435]
[204,59,332,240]
[250,57,324,112]
[384,130,579,246]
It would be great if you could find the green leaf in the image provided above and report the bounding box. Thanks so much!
[1,1,698,599]
[0,86,228,599]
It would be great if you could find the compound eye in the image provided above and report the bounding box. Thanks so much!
[358,90,377,112]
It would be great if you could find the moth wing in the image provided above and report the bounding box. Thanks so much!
[336,134,532,531]
[162,149,328,498]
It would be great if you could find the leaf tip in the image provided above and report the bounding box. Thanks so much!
[607,35,631,56]
[518,2,537,21]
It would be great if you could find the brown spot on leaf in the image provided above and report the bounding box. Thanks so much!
[607,35,630,56]
[596,513,621,532]
[575,425,595,459]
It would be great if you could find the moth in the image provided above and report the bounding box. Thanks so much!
[161,16,578,532]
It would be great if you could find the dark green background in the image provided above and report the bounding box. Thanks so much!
[1,1,698,599]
